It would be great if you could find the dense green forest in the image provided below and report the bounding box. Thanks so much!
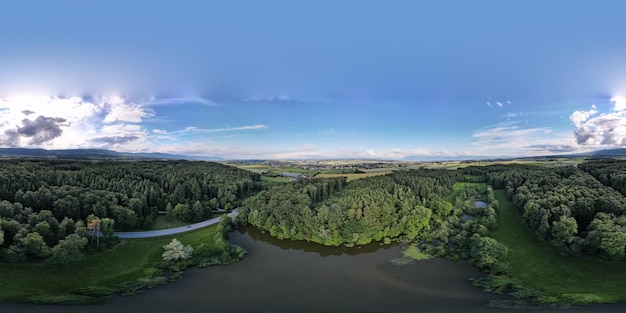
[579,160,626,197]
[240,162,626,265]
[239,169,503,265]
[4,157,626,277]
[240,170,453,245]
[0,160,260,263]
[485,163,626,260]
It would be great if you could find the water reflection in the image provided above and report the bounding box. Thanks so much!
[2,226,626,313]
[239,225,396,257]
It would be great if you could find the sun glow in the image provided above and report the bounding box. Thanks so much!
[611,95,626,111]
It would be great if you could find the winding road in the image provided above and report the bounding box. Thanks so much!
[112,210,238,239]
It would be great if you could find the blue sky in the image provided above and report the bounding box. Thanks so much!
[1,0,626,159]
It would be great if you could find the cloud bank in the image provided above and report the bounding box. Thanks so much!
[0,95,153,150]
[4,116,68,145]
[570,97,626,146]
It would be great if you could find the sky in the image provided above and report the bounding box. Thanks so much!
[1,0,626,159]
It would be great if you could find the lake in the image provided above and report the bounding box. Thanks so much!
[2,226,626,313]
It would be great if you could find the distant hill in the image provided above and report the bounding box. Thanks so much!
[401,154,505,162]
[584,148,626,156]
[0,148,222,161]
[403,148,626,162]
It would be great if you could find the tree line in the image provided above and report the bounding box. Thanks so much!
[579,159,626,197]
[0,159,261,263]
[485,164,626,260]
[239,169,486,247]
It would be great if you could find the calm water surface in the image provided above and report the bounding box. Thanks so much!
[3,226,626,313]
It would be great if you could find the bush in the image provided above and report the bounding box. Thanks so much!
[470,236,508,271]
[162,238,193,265]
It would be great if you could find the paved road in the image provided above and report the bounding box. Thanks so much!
[113,210,238,239]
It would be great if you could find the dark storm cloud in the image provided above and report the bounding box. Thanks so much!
[574,127,596,145]
[2,115,67,146]
[1,130,20,147]
[89,135,139,145]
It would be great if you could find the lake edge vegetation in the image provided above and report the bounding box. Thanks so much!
[0,160,256,304]
[3,158,626,305]
[238,161,626,305]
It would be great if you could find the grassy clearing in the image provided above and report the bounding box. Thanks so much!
[445,182,485,203]
[230,164,272,173]
[314,172,391,182]
[0,225,219,302]
[149,215,192,230]
[234,164,318,176]
[491,190,626,303]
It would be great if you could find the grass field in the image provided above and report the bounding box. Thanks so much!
[149,215,192,230]
[491,190,626,303]
[233,164,318,175]
[445,182,485,203]
[0,225,219,302]
[410,158,583,170]
[315,171,392,182]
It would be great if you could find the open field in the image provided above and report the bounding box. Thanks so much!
[315,170,393,182]
[230,164,272,173]
[231,158,588,184]
[491,190,626,303]
[0,225,219,303]
[409,158,585,170]
[230,164,318,175]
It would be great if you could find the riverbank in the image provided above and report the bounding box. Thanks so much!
[4,226,626,313]
[0,218,242,304]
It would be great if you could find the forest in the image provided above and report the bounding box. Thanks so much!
[239,169,505,269]
[485,163,626,260]
[3,157,626,278]
[240,160,626,267]
[0,160,260,263]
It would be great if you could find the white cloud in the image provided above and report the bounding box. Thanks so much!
[178,124,268,133]
[242,95,331,104]
[486,102,492,107]
[496,101,503,107]
[473,124,549,141]
[470,121,579,156]
[146,96,214,106]
[0,95,154,150]
[611,95,626,111]
[570,107,598,127]
[571,98,626,146]
[102,96,154,123]
[503,112,518,119]
[0,96,100,148]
